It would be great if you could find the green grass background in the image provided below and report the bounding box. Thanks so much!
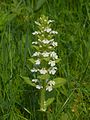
[0,0,90,120]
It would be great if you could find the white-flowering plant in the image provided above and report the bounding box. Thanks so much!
[22,15,66,112]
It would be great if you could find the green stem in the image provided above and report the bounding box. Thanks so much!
[40,88,46,112]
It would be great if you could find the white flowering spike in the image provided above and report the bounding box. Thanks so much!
[30,15,59,111]
[31,15,58,87]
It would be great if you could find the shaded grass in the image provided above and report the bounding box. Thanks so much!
[0,0,90,120]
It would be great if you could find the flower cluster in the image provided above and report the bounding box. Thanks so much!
[31,15,58,92]
[46,80,55,92]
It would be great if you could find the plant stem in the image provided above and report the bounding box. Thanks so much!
[40,88,46,112]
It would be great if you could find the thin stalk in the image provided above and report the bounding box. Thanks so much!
[40,88,46,112]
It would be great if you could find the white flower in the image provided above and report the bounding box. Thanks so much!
[39,68,47,74]
[42,39,50,44]
[46,80,55,92]
[50,51,58,59]
[49,67,57,75]
[42,52,49,57]
[31,68,38,72]
[35,59,40,65]
[49,69,56,75]
[48,60,55,67]
[48,80,55,86]
[48,20,54,24]
[46,86,53,92]
[32,79,38,83]
[50,31,58,34]
[35,21,41,26]
[44,28,52,33]
[32,52,40,57]
[32,41,38,45]
[32,31,41,35]
[36,85,43,89]
[51,41,58,47]
[53,67,57,70]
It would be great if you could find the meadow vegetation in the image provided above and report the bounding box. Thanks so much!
[0,0,90,120]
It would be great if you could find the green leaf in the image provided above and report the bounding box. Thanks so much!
[55,58,61,63]
[21,76,36,87]
[0,12,15,30]
[53,77,66,88]
[45,97,55,108]
[37,74,50,80]
[35,0,46,11]
[61,112,69,120]
[32,45,39,50]
[60,86,67,96]
[27,58,35,64]
[43,57,50,62]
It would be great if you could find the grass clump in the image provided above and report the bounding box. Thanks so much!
[0,0,90,120]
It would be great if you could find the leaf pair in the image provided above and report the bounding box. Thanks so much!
[21,76,66,89]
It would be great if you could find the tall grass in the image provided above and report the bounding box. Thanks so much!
[0,0,90,120]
